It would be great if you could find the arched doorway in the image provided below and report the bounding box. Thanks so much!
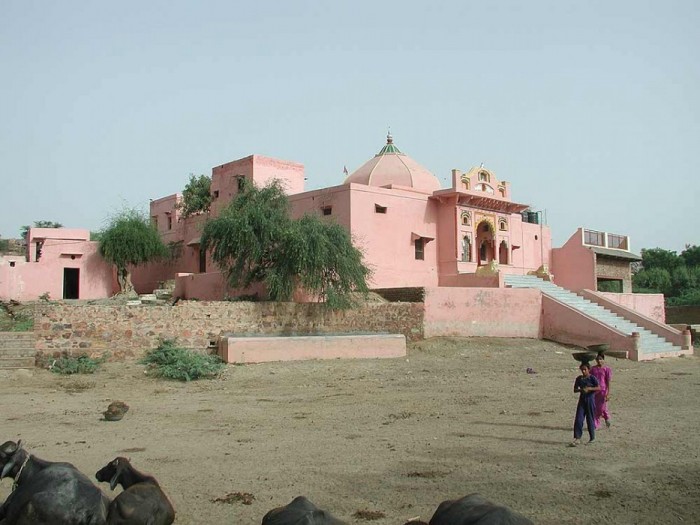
[475,220,495,266]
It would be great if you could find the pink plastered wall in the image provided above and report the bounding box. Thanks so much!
[290,183,440,289]
[423,286,542,338]
[551,229,596,291]
[597,292,666,323]
[210,155,304,216]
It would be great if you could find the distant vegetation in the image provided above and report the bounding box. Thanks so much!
[633,245,700,306]
[19,220,63,239]
[139,339,225,381]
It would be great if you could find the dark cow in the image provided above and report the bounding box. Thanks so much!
[262,496,347,525]
[426,493,533,525]
[95,457,174,525]
[0,440,109,525]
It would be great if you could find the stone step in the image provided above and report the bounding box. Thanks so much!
[0,356,35,369]
[0,332,35,341]
[0,347,36,357]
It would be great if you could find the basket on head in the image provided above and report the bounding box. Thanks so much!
[572,352,596,363]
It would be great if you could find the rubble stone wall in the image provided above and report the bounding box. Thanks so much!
[34,301,424,361]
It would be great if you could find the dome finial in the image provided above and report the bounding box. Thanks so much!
[387,127,392,144]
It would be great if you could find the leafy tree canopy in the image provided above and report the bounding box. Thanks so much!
[634,244,700,305]
[680,245,700,268]
[20,220,63,239]
[99,208,168,294]
[177,174,212,218]
[201,180,370,309]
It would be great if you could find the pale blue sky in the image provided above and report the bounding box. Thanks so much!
[1,0,698,252]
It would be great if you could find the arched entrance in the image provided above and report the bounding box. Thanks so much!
[475,220,495,266]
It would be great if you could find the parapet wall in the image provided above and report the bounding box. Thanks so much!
[34,301,424,361]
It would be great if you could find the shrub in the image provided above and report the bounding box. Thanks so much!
[50,354,104,375]
[9,315,34,332]
[139,339,225,381]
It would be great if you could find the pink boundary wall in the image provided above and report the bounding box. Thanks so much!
[423,287,542,338]
[597,292,665,323]
[219,334,406,364]
[581,290,691,353]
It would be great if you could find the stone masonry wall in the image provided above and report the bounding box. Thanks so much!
[596,258,633,292]
[34,301,424,361]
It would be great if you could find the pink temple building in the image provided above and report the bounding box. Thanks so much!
[135,134,552,296]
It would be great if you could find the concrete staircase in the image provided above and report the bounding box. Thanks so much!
[0,332,36,369]
[504,274,681,355]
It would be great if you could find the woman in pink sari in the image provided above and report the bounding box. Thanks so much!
[590,353,612,428]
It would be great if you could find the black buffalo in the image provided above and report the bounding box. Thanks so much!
[0,440,109,525]
[426,493,533,525]
[95,457,175,525]
[262,496,346,525]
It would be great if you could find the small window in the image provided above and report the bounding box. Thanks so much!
[151,216,158,228]
[461,175,470,190]
[212,190,219,199]
[322,206,332,216]
[167,215,173,230]
[414,238,425,260]
[9,261,15,267]
[375,204,387,214]
[499,219,508,231]
[236,176,245,191]
[478,171,490,182]
[498,186,506,197]
[461,211,471,226]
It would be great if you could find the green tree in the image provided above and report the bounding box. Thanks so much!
[177,174,212,218]
[19,220,63,239]
[201,180,370,308]
[632,267,672,295]
[99,209,168,294]
[640,248,682,272]
[680,245,700,268]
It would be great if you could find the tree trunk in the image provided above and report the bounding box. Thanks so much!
[117,267,136,297]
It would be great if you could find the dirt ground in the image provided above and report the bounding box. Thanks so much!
[1,337,699,525]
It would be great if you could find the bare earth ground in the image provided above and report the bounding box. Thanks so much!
[1,337,699,525]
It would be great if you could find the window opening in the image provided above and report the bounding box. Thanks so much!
[322,206,332,216]
[461,211,471,226]
[198,247,206,273]
[167,215,173,230]
[499,240,508,265]
[236,176,245,191]
[499,219,508,231]
[375,204,387,214]
[461,235,472,262]
[414,238,425,260]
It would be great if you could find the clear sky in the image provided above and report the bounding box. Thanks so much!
[1,0,698,253]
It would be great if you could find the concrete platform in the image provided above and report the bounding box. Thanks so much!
[219,334,406,364]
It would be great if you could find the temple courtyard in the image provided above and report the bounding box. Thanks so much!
[1,337,698,524]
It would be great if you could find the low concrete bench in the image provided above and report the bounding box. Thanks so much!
[219,333,406,364]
